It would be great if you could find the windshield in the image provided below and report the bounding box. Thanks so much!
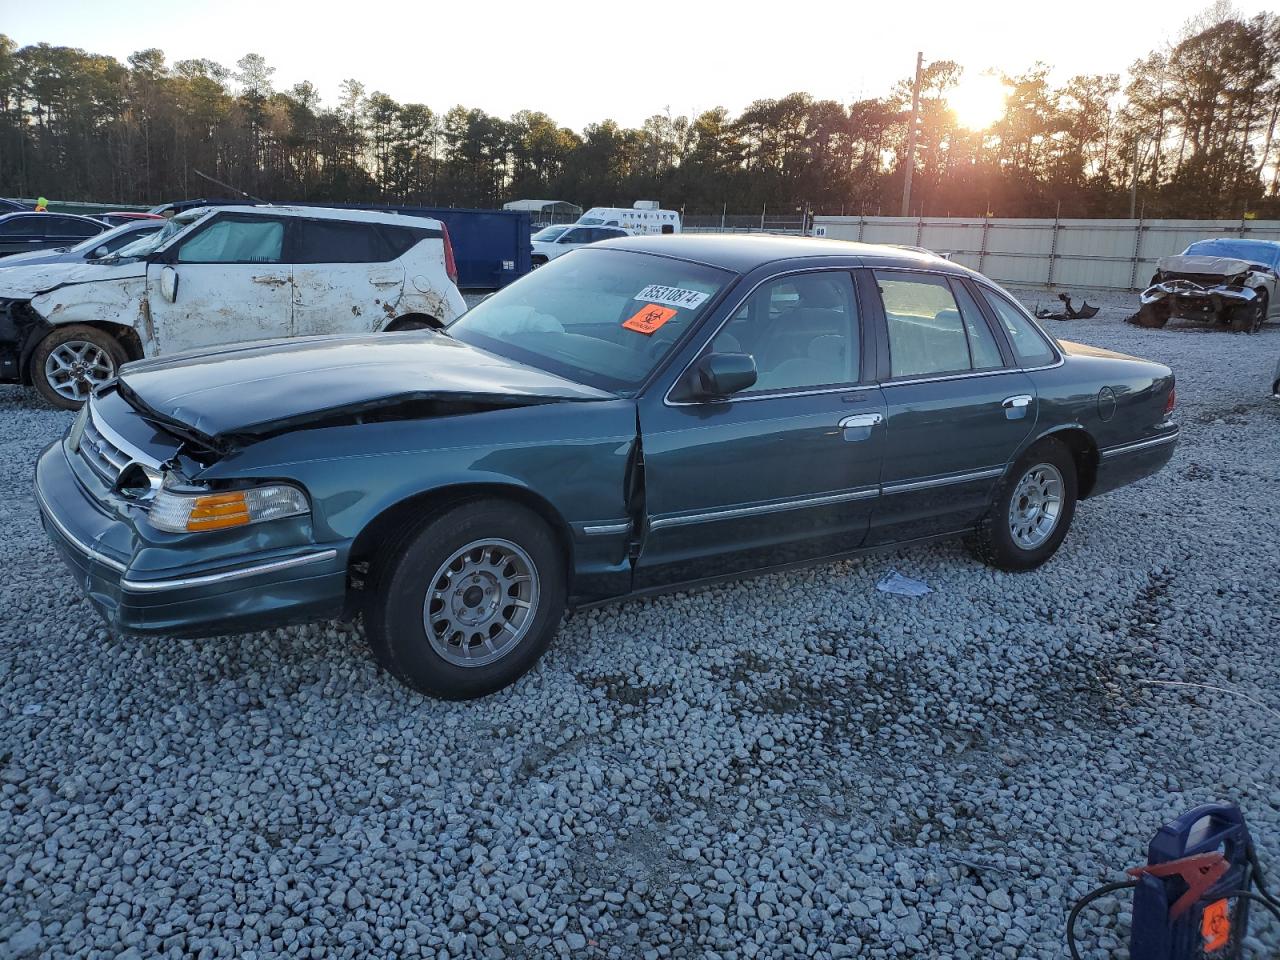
[447,248,734,394]
[532,225,569,242]
[1184,239,1280,268]
[112,212,203,259]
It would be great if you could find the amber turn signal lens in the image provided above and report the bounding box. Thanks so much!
[186,492,252,531]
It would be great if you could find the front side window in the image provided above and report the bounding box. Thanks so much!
[560,228,592,244]
[709,271,860,392]
[878,271,1005,378]
[177,217,284,263]
[979,287,1057,367]
[447,248,731,394]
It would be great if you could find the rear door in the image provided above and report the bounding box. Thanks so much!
[866,269,1038,544]
[289,218,406,335]
[635,269,886,588]
[146,212,293,354]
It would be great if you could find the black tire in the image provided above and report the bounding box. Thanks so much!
[530,256,548,269]
[1228,291,1266,334]
[385,317,436,332]
[969,439,1079,572]
[30,324,128,410]
[364,499,566,699]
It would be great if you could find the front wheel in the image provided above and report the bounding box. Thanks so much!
[364,499,566,699]
[31,324,128,410]
[1228,291,1266,333]
[530,256,548,269]
[968,439,1078,571]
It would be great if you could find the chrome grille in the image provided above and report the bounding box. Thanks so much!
[78,414,129,485]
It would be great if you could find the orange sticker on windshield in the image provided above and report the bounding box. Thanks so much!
[1202,899,1230,952]
[623,304,677,335]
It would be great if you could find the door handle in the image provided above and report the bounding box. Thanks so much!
[838,412,882,441]
[368,275,401,286]
[1002,394,1033,420]
[252,275,290,286]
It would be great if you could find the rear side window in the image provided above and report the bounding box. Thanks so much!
[178,217,284,263]
[0,217,34,236]
[980,288,1057,367]
[952,281,1004,369]
[293,219,394,264]
[50,216,101,237]
[878,272,990,378]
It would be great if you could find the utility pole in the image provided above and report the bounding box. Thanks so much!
[900,51,923,218]
[1128,138,1141,219]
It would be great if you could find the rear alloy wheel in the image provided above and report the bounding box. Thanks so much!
[1229,291,1266,334]
[968,438,1078,571]
[31,324,127,410]
[364,499,566,699]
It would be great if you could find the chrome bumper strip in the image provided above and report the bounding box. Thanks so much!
[120,549,339,593]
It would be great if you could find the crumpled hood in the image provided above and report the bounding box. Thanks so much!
[1156,255,1258,277]
[117,331,613,441]
[0,257,145,300]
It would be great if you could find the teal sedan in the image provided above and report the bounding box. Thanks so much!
[35,236,1178,699]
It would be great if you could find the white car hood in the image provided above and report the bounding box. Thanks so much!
[0,258,147,300]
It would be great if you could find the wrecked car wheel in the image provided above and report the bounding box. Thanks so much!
[365,499,566,700]
[968,439,1078,572]
[1228,292,1266,334]
[1132,303,1171,328]
[31,325,127,410]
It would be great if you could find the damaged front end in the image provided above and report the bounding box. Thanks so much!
[1133,255,1268,332]
[0,297,50,384]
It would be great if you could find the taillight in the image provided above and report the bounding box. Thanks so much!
[1164,386,1176,416]
[441,225,458,285]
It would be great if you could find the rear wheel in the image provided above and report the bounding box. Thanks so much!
[1131,303,1171,328]
[31,325,127,410]
[364,499,566,699]
[969,439,1078,571]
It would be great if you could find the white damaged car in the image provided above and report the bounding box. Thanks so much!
[0,205,467,408]
[1135,237,1280,333]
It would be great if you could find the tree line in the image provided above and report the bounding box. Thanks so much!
[1,4,1278,219]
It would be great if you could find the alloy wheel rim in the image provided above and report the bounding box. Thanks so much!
[1008,463,1064,550]
[422,538,539,668]
[45,340,115,401]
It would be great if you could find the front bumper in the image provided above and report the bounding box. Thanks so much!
[35,441,349,637]
[1140,280,1257,318]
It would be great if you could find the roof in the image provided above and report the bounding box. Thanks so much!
[177,205,443,228]
[595,233,967,275]
[503,199,582,213]
[0,211,105,224]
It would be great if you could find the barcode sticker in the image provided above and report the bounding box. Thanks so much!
[634,284,710,309]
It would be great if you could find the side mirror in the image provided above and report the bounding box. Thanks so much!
[160,265,179,303]
[689,352,757,400]
[91,246,109,259]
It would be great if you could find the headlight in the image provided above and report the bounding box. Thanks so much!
[148,481,309,533]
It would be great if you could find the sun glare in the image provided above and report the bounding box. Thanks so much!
[947,74,1008,131]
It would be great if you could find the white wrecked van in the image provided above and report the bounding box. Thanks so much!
[0,205,467,408]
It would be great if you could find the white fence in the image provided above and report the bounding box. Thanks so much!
[810,216,1280,291]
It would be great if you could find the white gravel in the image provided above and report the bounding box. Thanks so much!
[1,289,1278,959]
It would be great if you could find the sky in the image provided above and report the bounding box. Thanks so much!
[3,0,1274,130]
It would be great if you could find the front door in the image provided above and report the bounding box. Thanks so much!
[147,213,293,354]
[866,269,1038,544]
[636,270,886,588]
[289,217,406,335]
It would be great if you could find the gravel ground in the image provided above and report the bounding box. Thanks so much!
[1,289,1278,959]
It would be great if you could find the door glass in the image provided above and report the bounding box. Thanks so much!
[980,288,1057,366]
[877,272,981,378]
[952,281,1004,369]
[709,272,860,392]
[561,229,590,244]
[177,218,284,263]
[53,217,101,237]
[0,217,36,236]
[294,219,389,263]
